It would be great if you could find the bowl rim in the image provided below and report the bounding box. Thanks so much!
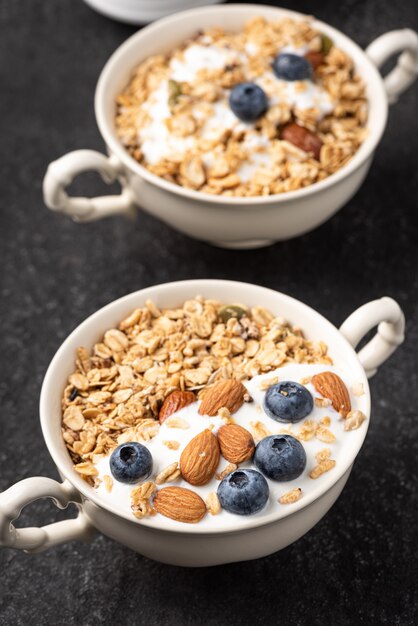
[94,2,388,207]
[40,279,371,535]
[84,0,225,25]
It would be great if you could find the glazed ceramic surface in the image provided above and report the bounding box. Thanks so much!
[43,4,418,248]
[0,280,405,565]
[83,0,224,24]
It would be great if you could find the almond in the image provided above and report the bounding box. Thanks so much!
[311,371,351,417]
[198,379,246,416]
[153,486,206,523]
[304,50,325,70]
[281,123,323,160]
[159,390,196,423]
[180,429,220,486]
[217,424,255,464]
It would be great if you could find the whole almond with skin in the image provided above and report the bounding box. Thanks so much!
[180,429,220,485]
[159,390,196,424]
[312,371,352,417]
[217,424,255,464]
[304,50,325,70]
[198,379,246,416]
[153,486,206,523]
[281,123,323,160]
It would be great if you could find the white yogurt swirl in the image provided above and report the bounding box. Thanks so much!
[137,42,334,166]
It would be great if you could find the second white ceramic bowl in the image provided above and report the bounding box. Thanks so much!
[43,4,418,248]
[83,0,224,24]
[0,280,405,565]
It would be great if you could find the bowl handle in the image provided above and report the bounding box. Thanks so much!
[43,149,136,222]
[0,477,94,553]
[365,29,418,104]
[339,297,405,378]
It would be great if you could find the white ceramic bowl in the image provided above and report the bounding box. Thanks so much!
[83,0,224,24]
[0,280,405,566]
[43,4,418,249]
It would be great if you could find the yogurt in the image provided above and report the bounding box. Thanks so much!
[170,44,244,82]
[116,16,367,196]
[94,362,367,530]
[137,42,334,166]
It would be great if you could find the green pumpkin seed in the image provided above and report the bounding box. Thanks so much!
[168,79,182,110]
[218,305,248,323]
[321,33,333,55]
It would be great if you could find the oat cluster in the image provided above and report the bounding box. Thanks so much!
[115,16,367,197]
[248,414,336,446]
[309,448,337,479]
[61,297,331,481]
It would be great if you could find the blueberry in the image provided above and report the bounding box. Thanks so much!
[110,442,153,484]
[217,469,269,515]
[254,435,306,481]
[229,82,268,122]
[263,381,313,423]
[272,53,313,81]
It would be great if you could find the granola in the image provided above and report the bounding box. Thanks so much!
[62,297,330,474]
[116,16,367,197]
[279,487,302,504]
[205,491,221,515]
[61,298,368,527]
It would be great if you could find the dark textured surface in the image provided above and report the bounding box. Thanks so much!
[0,0,417,624]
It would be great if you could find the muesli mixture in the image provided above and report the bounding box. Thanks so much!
[115,16,367,197]
[61,298,367,526]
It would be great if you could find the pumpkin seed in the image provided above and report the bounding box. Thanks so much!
[168,79,182,110]
[218,305,247,323]
[321,33,333,55]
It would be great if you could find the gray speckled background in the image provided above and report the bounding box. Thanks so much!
[0,1,417,624]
